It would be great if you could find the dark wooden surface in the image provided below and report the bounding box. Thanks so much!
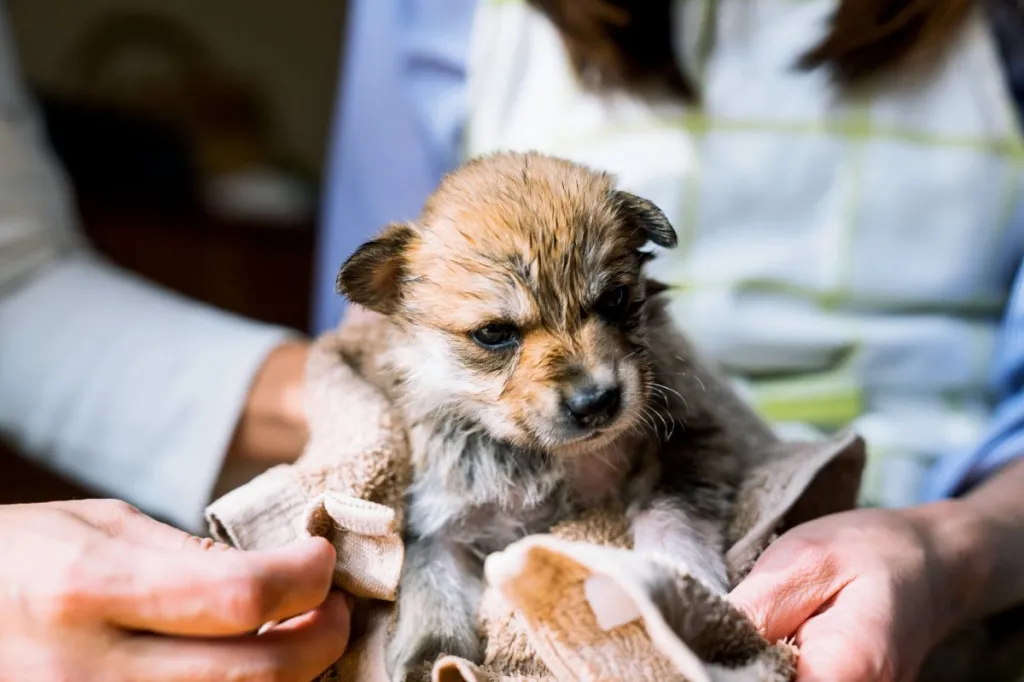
[0,440,93,504]
[79,202,316,332]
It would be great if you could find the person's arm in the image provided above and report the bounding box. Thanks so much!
[916,255,1024,623]
[727,262,1024,681]
[0,4,306,533]
[955,458,1024,620]
[311,0,478,334]
[922,260,1024,500]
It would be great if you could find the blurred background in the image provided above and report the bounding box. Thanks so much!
[12,0,346,329]
[2,0,348,503]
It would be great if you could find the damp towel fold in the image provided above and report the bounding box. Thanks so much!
[205,308,870,682]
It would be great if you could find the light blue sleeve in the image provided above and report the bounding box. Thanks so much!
[0,257,293,533]
[923,258,1024,499]
[311,0,478,334]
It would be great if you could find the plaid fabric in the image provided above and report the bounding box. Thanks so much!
[465,0,1024,507]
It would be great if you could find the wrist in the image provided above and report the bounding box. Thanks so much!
[243,340,309,443]
[958,459,1024,619]
[902,499,993,639]
[218,340,310,495]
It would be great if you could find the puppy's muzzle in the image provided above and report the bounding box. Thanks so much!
[564,383,621,428]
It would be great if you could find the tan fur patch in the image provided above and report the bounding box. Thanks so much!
[337,151,678,454]
[392,152,661,451]
[406,153,637,329]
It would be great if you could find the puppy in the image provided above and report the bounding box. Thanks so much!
[336,152,739,681]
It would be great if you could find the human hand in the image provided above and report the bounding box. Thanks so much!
[0,499,351,682]
[728,502,977,682]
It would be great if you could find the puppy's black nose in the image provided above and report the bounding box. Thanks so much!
[565,385,621,427]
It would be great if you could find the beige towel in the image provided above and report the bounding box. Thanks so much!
[206,311,867,682]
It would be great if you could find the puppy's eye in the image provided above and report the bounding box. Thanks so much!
[471,323,521,350]
[595,285,632,323]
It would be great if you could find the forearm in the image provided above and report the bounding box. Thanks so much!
[912,459,1024,637]
[959,458,1024,619]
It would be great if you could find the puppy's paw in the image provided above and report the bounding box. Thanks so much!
[636,546,728,597]
[386,630,482,682]
[631,552,754,664]
[633,556,688,613]
[680,555,729,596]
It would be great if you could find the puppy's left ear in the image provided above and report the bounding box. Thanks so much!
[613,190,678,248]
[645,278,670,297]
[336,223,415,315]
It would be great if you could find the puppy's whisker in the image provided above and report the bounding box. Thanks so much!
[630,411,652,439]
[642,403,667,437]
[652,408,672,440]
[651,382,684,401]
[670,363,708,393]
[663,412,678,441]
[622,348,644,362]
[649,386,674,412]
[650,378,688,409]
[637,406,661,440]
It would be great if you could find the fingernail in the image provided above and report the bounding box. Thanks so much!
[295,536,336,556]
[257,619,280,635]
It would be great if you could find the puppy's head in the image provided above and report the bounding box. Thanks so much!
[337,152,676,454]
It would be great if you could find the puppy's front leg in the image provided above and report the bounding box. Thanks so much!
[386,533,484,681]
[630,494,729,596]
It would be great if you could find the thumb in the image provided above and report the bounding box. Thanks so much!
[789,585,894,682]
[727,544,845,643]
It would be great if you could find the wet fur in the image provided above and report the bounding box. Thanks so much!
[337,152,739,680]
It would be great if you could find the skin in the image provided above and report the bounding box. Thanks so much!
[0,499,351,682]
[0,339,343,680]
[729,459,1024,682]
[216,340,311,497]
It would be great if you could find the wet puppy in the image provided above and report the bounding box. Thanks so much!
[336,152,738,681]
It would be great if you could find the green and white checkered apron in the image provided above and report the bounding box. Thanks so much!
[462,0,1024,507]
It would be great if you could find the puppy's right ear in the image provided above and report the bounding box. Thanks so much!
[336,223,415,315]
[612,190,678,249]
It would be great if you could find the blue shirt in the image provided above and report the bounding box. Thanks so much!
[313,0,477,333]
[316,0,1024,501]
[923,260,1024,499]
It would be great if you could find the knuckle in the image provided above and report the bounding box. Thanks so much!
[780,534,841,575]
[79,499,143,536]
[756,535,847,605]
[219,568,275,629]
[101,498,141,517]
[779,532,829,558]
